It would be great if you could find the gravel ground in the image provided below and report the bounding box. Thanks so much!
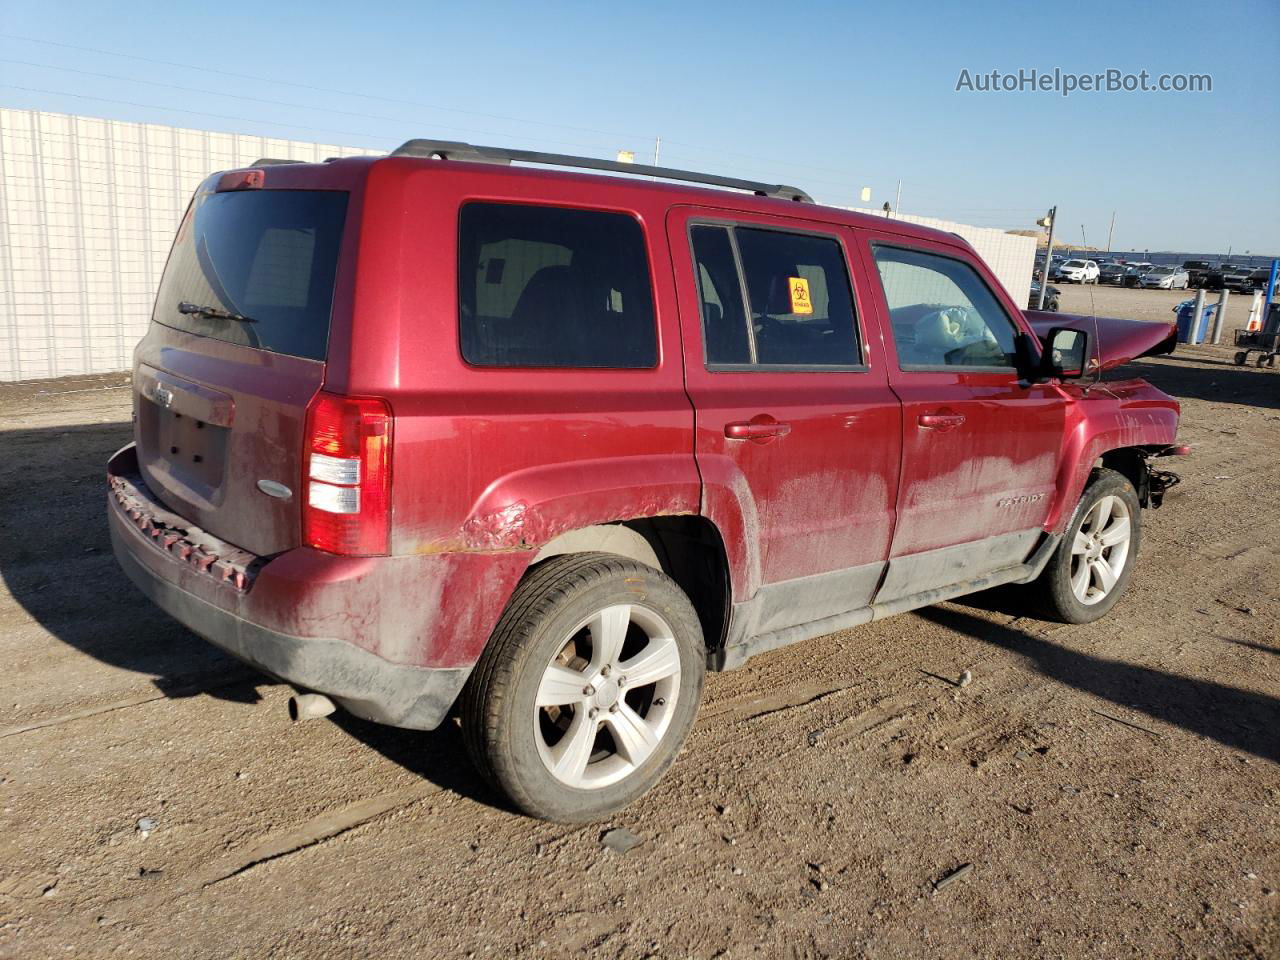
[1,330,1277,959]
[1054,282,1263,333]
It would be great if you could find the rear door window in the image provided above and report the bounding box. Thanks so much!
[154,190,348,360]
[689,224,861,368]
[458,202,657,368]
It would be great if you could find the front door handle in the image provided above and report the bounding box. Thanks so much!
[918,413,966,430]
[725,420,791,442]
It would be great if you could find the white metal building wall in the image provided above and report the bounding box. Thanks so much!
[845,207,1037,303]
[0,108,1038,382]
[0,108,379,382]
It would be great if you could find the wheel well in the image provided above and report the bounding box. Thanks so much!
[530,518,731,653]
[1098,448,1151,505]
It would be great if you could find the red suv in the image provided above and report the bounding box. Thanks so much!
[108,141,1182,822]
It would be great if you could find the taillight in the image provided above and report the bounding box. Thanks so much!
[303,391,392,556]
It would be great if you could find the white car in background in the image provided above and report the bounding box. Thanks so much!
[1058,259,1100,284]
[1140,265,1190,290]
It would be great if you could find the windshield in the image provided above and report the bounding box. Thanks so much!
[1150,267,1173,275]
[1064,260,1085,268]
[153,189,349,360]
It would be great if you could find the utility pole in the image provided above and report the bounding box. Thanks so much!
[1106,210,1115,253]
[653,136,661,167]
[895,180,902,216]
[1036,206,1057,310]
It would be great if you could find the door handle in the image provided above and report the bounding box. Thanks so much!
[918,413,966,430]
[725,420,791,441]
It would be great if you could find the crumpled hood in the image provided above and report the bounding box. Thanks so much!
[1024,310,1177,371]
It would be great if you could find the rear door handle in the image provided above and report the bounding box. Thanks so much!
[918,413,966,430]
[725,420,791,441]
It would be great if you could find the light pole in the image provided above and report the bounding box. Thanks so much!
[1036,206,1057,310]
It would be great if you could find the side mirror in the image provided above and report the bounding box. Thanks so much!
[1041,326,1089,380]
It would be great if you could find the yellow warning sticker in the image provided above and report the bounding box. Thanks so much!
[788,276,813,315]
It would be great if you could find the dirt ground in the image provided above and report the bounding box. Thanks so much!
[1,306,1278,958]
[1053,281,1262,332]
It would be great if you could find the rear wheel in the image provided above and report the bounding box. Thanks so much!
[1036,469,1142,624]
[461,553,705,822]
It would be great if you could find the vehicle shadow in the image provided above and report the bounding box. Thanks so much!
[1117,354,1280,410]
[0,421,266,704]
[916,606,1280,764]
[329,711,514,814]
[0,419,507,810]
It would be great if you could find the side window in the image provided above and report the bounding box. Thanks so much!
[458,203,657,368]
[689,224,861,368]
[690,226,751,364]
[871,245,1019,370]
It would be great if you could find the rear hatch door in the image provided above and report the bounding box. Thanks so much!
[134,179,351,557]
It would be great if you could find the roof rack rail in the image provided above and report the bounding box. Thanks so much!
[389,139,812,203]
[251,158,303,166]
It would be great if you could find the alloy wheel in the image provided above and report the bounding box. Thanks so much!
[534,603,682,789]
[1069,495,1132,605]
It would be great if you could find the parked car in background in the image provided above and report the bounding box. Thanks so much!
[1201,264,1241,291]
[1181,260,1212,288]
[1059,259,1100,284]
[1140,265,1190,290]
[1225,267,1269,293]
[1046,256,1067,280]
[1123,262,1154,287]
[1028,280,1061,311]
[105,139,1185,822]
[1098,263,1129,285]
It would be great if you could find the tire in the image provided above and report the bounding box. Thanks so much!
[1035,468,1142,624]
[1234,351,1248,366]
[461,553,705,822]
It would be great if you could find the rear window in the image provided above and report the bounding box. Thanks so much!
[153,189,348,360]
[458,202,657,368]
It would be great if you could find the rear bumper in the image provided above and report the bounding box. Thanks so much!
[107,444,469,729]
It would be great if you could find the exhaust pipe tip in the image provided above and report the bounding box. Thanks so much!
[288,692,336,723]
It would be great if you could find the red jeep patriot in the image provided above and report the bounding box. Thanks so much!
[108,141,1182,821]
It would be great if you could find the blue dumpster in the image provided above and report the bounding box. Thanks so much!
[1174,299,1218,343]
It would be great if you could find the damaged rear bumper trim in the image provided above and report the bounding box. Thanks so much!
[107,445,467,731]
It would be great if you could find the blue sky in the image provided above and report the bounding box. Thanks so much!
[2,0,1277,254]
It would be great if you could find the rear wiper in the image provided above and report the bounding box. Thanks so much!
[178,301,256,323]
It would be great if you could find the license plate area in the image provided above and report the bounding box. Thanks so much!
[143,402,229,496]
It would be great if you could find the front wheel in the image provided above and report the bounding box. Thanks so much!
[461,553,705,822]
[1035,469,1142,624]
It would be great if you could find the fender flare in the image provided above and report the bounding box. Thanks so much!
[460,454,702,552]
[1047,390,1179,533]
[695,454,764,602]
